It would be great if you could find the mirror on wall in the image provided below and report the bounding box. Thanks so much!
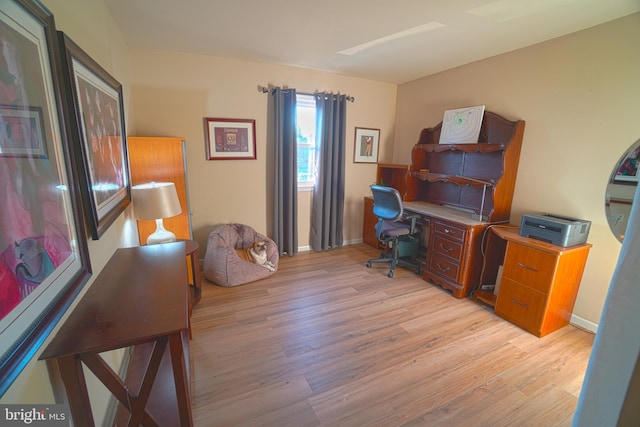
[605,138,640,242]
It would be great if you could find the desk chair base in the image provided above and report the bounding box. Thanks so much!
[366,245,421,278]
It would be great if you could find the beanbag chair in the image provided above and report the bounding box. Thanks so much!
[203,223,279,287]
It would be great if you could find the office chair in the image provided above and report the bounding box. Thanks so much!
[366,185,421,278]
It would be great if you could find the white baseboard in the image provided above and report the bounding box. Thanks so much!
[571,314,598,333]
[295,238,363,253]
[345,238,363,245]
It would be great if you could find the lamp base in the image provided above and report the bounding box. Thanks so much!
[146,218,177,245]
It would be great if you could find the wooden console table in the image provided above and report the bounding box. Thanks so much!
[40,242,193,426]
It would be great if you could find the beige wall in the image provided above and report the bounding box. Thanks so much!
[0,0,137,422]
[127,50,398,250]
[394,13,640,325]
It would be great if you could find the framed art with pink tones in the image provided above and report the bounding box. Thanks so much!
[0,0,91,395]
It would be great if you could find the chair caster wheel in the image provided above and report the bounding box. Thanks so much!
[388,271,394,278]
[366,262,371,268]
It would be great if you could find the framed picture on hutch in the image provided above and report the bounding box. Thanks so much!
[0,0,92,395]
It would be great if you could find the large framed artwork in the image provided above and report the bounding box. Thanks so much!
[204,117,257,160]
[57,32,130,239]
[0,0,91,395]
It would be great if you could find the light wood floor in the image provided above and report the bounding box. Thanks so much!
[189,244,594,427]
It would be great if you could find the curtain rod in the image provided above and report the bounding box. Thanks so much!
[259,85,354,102]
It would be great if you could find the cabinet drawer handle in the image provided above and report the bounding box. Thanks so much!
[511,297,529,308]
[439,243,453,252]
[517,262,538,272]
[436,263,451,272]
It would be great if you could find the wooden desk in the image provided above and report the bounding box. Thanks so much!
[40,242,193,426]
[364,197,490,298]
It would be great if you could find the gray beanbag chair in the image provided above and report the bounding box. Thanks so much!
[203,223,279,287]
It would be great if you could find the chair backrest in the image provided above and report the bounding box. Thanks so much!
[370,185,404,222]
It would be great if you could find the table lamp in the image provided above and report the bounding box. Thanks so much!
[132,182,182,245]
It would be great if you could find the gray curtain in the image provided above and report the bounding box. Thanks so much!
[271,87,298,255]
[310,93,347,251]
[572,184,640,426]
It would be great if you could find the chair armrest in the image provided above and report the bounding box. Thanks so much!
[402,214,420,233]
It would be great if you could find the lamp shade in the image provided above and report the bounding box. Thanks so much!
[132,182,182,220]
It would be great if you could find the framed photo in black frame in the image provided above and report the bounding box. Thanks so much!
[0,0,91,395]
[57,32,130,240]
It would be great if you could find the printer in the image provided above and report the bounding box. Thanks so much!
[519,213,591,247]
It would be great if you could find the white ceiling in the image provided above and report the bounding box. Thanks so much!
[104,0,640,84]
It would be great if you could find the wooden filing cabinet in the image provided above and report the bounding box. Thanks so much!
[494,230,591,337]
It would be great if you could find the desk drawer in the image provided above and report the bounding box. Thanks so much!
[432,234,463,261]
[428,253,460,282]
[502,242,556,293]
[434,221,465,242]
[495,277,546,335]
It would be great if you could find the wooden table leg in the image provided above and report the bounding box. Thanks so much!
[168,332,193,426]
[57,355,95,427]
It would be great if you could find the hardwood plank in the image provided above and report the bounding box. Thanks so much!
[188,244,594,426]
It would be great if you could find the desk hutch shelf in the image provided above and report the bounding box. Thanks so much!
[406,111,525,223]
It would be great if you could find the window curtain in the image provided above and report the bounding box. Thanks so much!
[271,87,298,255]
[310,93,347,251]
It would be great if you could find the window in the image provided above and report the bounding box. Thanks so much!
[296,94,316,189]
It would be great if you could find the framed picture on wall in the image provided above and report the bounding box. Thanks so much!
[353,127,380,163]
[204,117,257,160]
[57,32,131,239]
[0,0,92,395]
